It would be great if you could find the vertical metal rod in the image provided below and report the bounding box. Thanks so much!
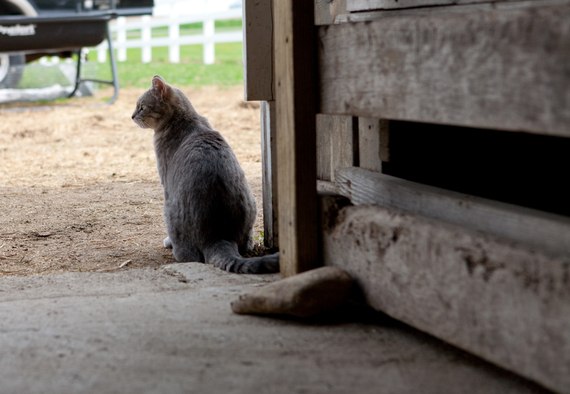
[68,49,83,98]
[105,21,120,105]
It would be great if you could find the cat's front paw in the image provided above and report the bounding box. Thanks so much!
[163,237,173,249]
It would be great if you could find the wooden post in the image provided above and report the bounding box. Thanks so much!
[274,0,318,277]
[316,114,332,181]
[243,0,277,247]
[260,101,278,248]
[358,118,389,172]
[316,115,358,182]
[243,0,274,101]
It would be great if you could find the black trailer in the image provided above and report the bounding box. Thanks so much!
[0,0,154,104]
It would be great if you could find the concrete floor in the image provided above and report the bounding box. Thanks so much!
[0,263,552,394]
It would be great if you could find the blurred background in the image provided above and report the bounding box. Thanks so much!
[0,0,244,102]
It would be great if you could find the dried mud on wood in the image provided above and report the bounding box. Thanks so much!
[0,86,266,277]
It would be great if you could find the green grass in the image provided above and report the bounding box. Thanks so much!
[15,19,243,90]
[93,41,243,88]
[18,63,72,89]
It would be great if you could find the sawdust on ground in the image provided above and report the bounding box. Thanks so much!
[0,86,266,277]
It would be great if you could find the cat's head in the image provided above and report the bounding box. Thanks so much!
[131,75,194,130]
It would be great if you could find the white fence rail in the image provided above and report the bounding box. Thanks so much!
[96,9,243,65]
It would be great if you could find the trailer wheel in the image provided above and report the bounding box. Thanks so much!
[0,54,26,89]
[0,0,35,89]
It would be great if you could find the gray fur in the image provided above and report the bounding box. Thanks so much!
[131,75,278,274]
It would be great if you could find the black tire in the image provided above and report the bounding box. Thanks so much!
[0,0,33,89]
[0,54,26,89]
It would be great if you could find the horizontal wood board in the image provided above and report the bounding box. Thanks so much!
[335,167,570,258]
[318,4,570,137]
[321,199,570,394]
[346,0,541,11]
[338,0,570,24]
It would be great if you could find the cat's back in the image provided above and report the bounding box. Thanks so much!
[179,124,232,162]
[177,123,238,172]
[159,121,247,192]
[163,120,256,243]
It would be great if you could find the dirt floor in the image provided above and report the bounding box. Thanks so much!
[0,85,266,277]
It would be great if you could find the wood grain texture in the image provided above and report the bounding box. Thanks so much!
[348,0,454,11]
[260,101,278,248]
[316,115,358,182]
[321,200,570,394]
[347,0,545,12]
[316,115,332,181]
[275,0,319,277]
[358,118,389,171]
[331,116,359,176]
[317,180,339,194]
[338,0,567,23]
[318,3,570,137]
[335,167,570,258]
[243,0,273,101]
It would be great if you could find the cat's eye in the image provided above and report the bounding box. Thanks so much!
[141,105,146,110]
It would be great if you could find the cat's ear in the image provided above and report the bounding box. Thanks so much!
[151,75,168,98]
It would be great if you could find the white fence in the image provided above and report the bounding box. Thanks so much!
[96,9,243,65]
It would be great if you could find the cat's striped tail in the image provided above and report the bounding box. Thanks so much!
[204,240,279,274]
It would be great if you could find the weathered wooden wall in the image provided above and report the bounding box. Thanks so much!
[321,194,570,394]
[318,3,570,137]
[243,0,279,248]
[245,1,570,390]
[312,2,570,393]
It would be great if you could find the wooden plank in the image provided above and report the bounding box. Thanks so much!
[316,115,358,182]
[358,118,389,171]
[318,3,570,137]
[331,116,358,176]
[338,0,566,23]
[274,0,319,277]
[346,0,546,12]
[317,180,339,194]
[320,199,570,394]
[316,114,332,181]
[243,0,273,101]
[335,167,570,258]
[260,101,278,248]
[314,0,348,25]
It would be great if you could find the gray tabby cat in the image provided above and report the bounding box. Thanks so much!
[131,75,279,274]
